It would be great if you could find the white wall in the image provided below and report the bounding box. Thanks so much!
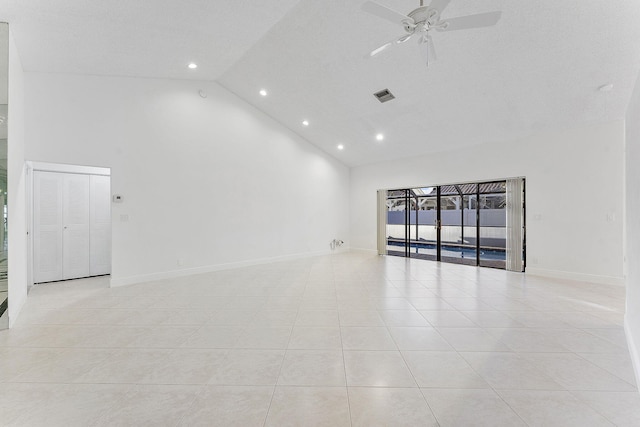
[625,70,640,387]
[7,29,27,325]
[351,120,625,284]
[24,73,350,286]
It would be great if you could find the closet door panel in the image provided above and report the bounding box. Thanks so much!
[90,175,111,276]
[62,173,91,280]
[34,172,64,283]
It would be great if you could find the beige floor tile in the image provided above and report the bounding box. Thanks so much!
[460,310,525,327]
[539,328,627,353]
[15,383,132,426]
[460,351,564,390]
[571,391,640,426]
[521,352,637,391]
[341,326,397,350]
[484,328,571,352]
[278,349,346,386]
[287,326,342,349]
[180,325,244,348]
[265,386,351,427]
[140,349,228,384]
[348,387,439,426]
[420,310,477,327]
[422,388,526,426]
[250,310,298,327]
[407,297,455,310]
[295,309,340,327]
[378,310,431,327]
[1,253,630,425]
[0,347,65,382]
[437,327,511,351]
[75,349,173,384]
[338,310,385,326]
[125,326,198,348]
[208,349,285,385]
[178,385,274,426]
[577,352,637,385]
[344,350,416,387]
[234,326,292,349]
[97,384,203,426]
[388,326,453,351]
[13,348,116,383]
[403,350,490,389]
[498,389,614,427]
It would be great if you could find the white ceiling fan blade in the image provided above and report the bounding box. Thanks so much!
[429,0,452,14]
[367,41,394,58]
[397,33,415,44]
[419,35,437,66]
[427,35,437,62]
[362,1,411,25]
[366,32,415,58]
[438,11,502,32]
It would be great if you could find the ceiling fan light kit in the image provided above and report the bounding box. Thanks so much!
[363,0,501,66]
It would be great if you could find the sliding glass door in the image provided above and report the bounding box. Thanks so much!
[385,179,524,271]
[411,188,438,260]
[479,182,507,269]
[386,190,408,257]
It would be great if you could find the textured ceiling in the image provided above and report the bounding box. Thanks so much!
[2,0,640,166]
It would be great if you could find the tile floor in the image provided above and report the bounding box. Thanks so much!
[0,252,639,426]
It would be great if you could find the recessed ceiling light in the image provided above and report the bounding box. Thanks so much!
[302,120,309,126]
[376,133,384,141]
[259,89,268,97]
[598,83,614,92]
[337,144,344,150]
[188,63,198,69]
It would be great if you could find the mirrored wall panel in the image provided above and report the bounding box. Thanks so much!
[0,22,8,329]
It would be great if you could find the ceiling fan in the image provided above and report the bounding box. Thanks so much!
[363,0,501,66]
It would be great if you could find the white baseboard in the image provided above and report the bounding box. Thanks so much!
[8,291,27,328]
[109,247,349,287]
[349,247,378,255]
[624,316,640,392]
[526,267,624,286]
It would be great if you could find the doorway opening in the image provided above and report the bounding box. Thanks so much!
[381,178,525,271]
[28,162,112,285]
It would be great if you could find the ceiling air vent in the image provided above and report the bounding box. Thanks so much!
[374,88,395,103]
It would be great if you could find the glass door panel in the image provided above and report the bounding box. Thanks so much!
[440,194,467,265]
[462,193,478,264]
[411,196,438,260]
[479,184,507,268]
[386,191,408,257]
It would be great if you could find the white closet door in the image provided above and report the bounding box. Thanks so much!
[34,171,64,283]
[62,173,91,280]
[90,175,111,276]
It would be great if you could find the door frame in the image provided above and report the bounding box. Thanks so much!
[26,161,111,288]
[382,178,525,271]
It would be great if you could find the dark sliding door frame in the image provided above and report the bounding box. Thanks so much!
[386,179,516,270]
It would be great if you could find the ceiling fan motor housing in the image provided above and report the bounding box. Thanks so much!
[406,6,439,31]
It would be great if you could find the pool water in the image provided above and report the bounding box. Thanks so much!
[387,241,506,261]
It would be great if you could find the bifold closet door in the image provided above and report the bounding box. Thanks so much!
[34,171,64,283]
[62,173,91,280]
[34,171,104,283]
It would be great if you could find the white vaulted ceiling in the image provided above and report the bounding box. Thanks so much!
[1,0,640,166]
